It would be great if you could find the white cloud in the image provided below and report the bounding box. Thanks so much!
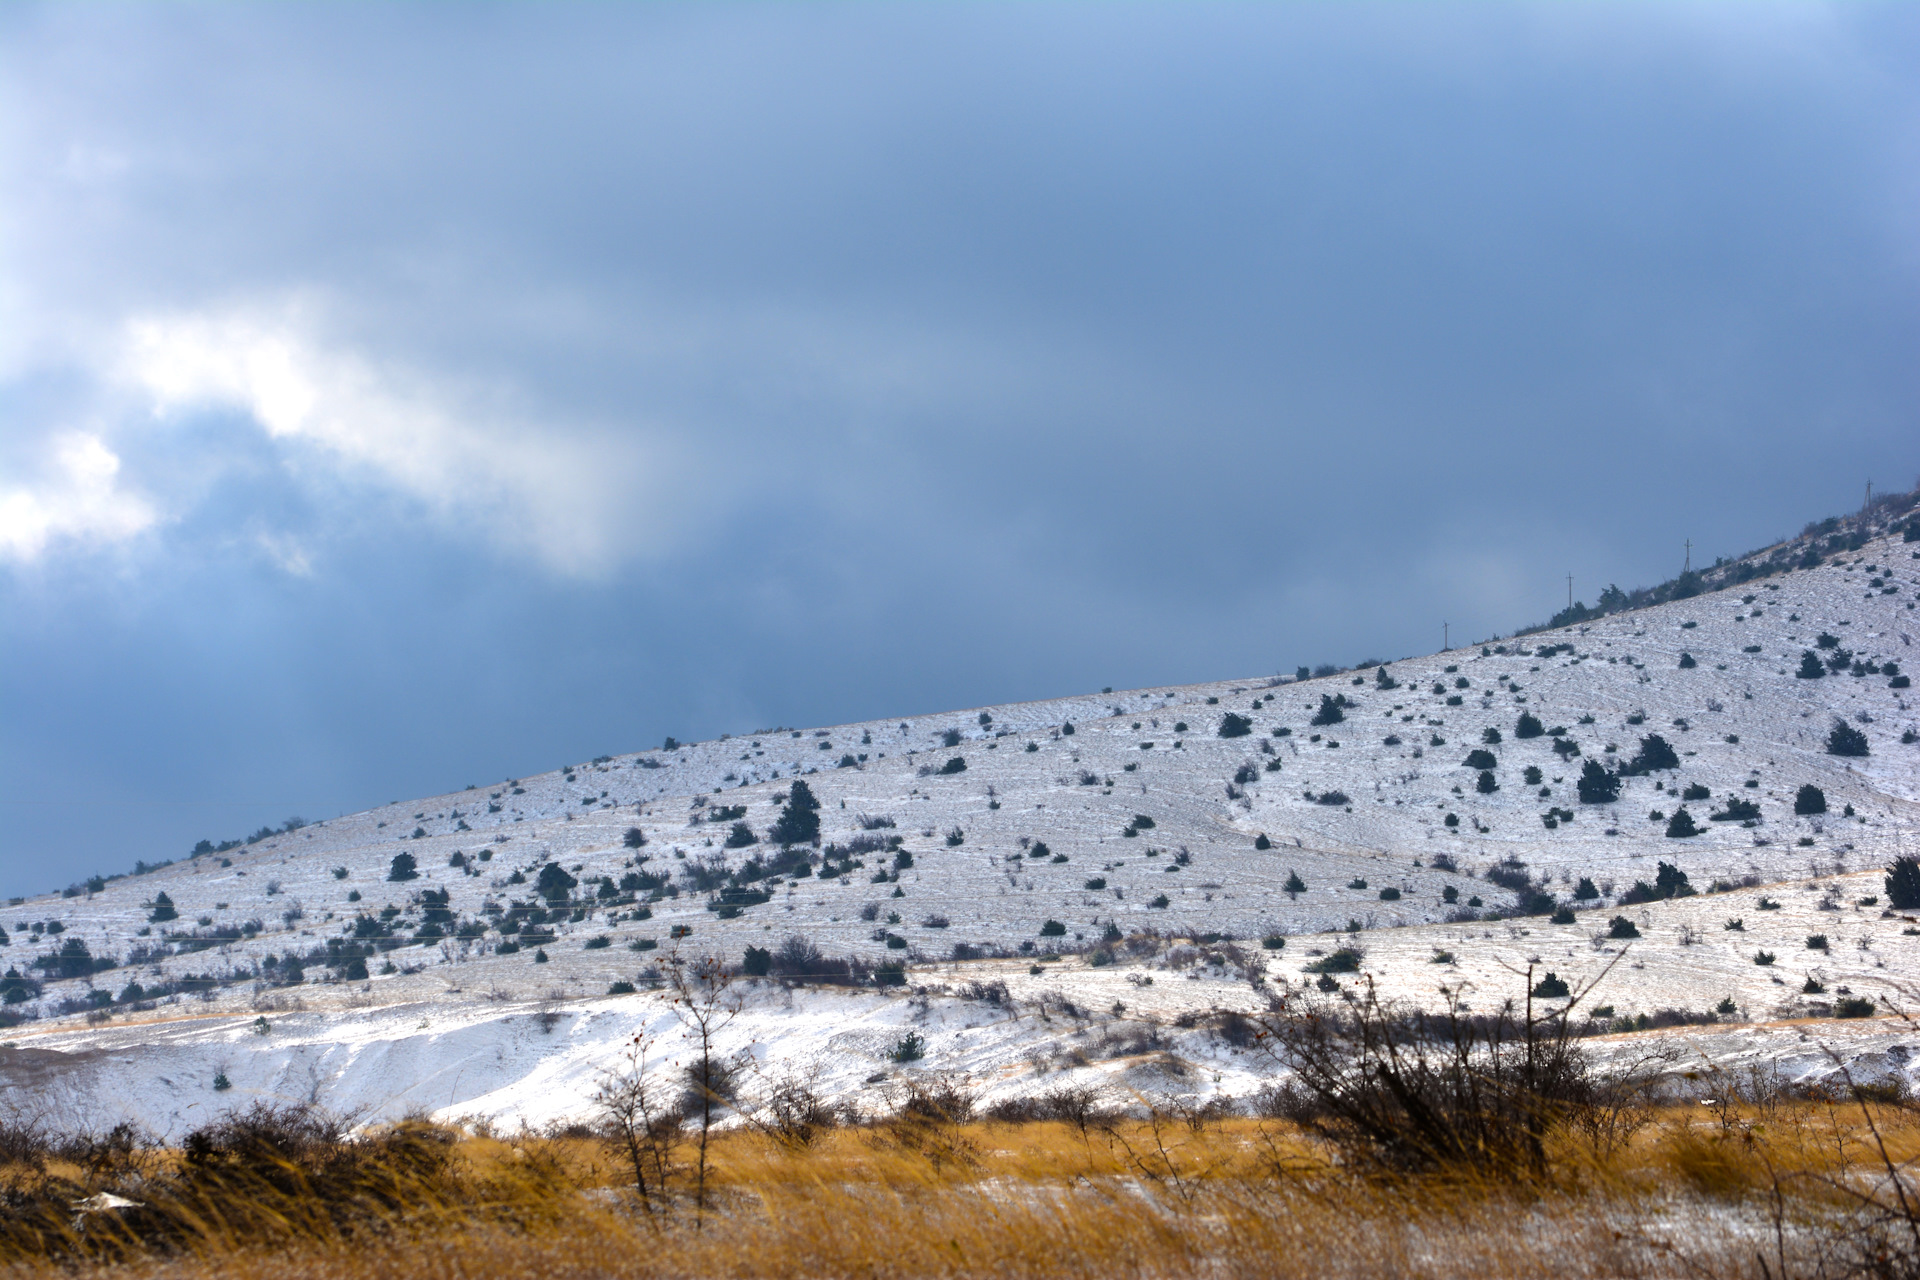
[254,531,313,578]
[123,307,678,575]
[0,433,156,563]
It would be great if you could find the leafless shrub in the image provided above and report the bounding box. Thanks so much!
[743,1072,835,1150]
[1255,966,1618,1178]
[594,1032,684,1212]
[883,1074,978,1169]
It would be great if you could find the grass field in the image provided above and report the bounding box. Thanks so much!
[2,1078,1916,1280]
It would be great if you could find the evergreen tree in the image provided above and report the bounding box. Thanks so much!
[1622,734,1679,775]
[1826,719,1870,757]
[1654,861,1692,897]
[1309,695,1345,726]
[1515,712,1545,739]
[1797,650,1826,679]
[146,892,178,924]
[1476,770,1498,794]
[387,852,418,882]
[1284,870,1306,896]
[1887,857,1920,910]
[536,862,578,904]
[1665,808,1701,838]
[769,780,822,846]
[1218,713,1253,738]
[1577,760,1619,803]
[1793,784,1827,816]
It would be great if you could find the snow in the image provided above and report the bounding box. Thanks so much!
[2,525,1917,1132]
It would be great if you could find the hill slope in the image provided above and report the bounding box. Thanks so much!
[2,498,1917,1133]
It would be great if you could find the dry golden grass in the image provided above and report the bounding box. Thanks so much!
[2,1098,1915,1280]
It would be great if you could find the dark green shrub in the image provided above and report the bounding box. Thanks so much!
[1379,887,1401,901]
[742,946,772,976]
[623,827,648,849]
[1304,947,1363,974]
[1710,799,1760,823]
[1573,877,1599,900]
[1284,871,1306,895]
[387,853,418,882]
[1039,919,1066,937]
[1665,810,1700,838]
[1463,749,1497,770]
[1826,720,1869,757]
[1310,696,1345,726]
[1577,761,1620,804]
[1677,652,1697,669]
[938,756,968,775]
[1531,972,1570,998]
[1254,834,1271,850]
[147,892,178,924]
[1549,907,1575,925]
[1886,857,1920,910]
[1219,713,1253,738]
[1836,997,1875,1019]
[1623,734,1680,775]
[1608,916,1639,939]
[1476,771,1498,794]
[536,862,579,902]
[1797,650,1826,679]
[1515,713,1544,739]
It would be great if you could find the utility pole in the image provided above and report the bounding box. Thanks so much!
[1866,479,1873,514]
[1566,573,1574,610]
[1442,621,1449,651]
[1683,539,1692,574]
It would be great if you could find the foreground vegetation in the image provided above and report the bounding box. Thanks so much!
[5,981,1920,1279]
[0,1098,1914,1279]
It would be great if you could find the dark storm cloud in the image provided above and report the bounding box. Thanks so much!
[1,3,1915,890]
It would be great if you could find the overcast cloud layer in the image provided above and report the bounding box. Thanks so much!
[2,3,1916,894]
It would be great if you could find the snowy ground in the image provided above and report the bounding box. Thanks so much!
[2,522,1917,1133]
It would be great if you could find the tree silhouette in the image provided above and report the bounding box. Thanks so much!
[769,780,821,846]
[1825,720,1870,757]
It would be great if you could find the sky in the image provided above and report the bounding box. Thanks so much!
[1,4,1916,895]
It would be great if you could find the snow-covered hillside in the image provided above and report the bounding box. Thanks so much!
[3,503,1918,1134]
